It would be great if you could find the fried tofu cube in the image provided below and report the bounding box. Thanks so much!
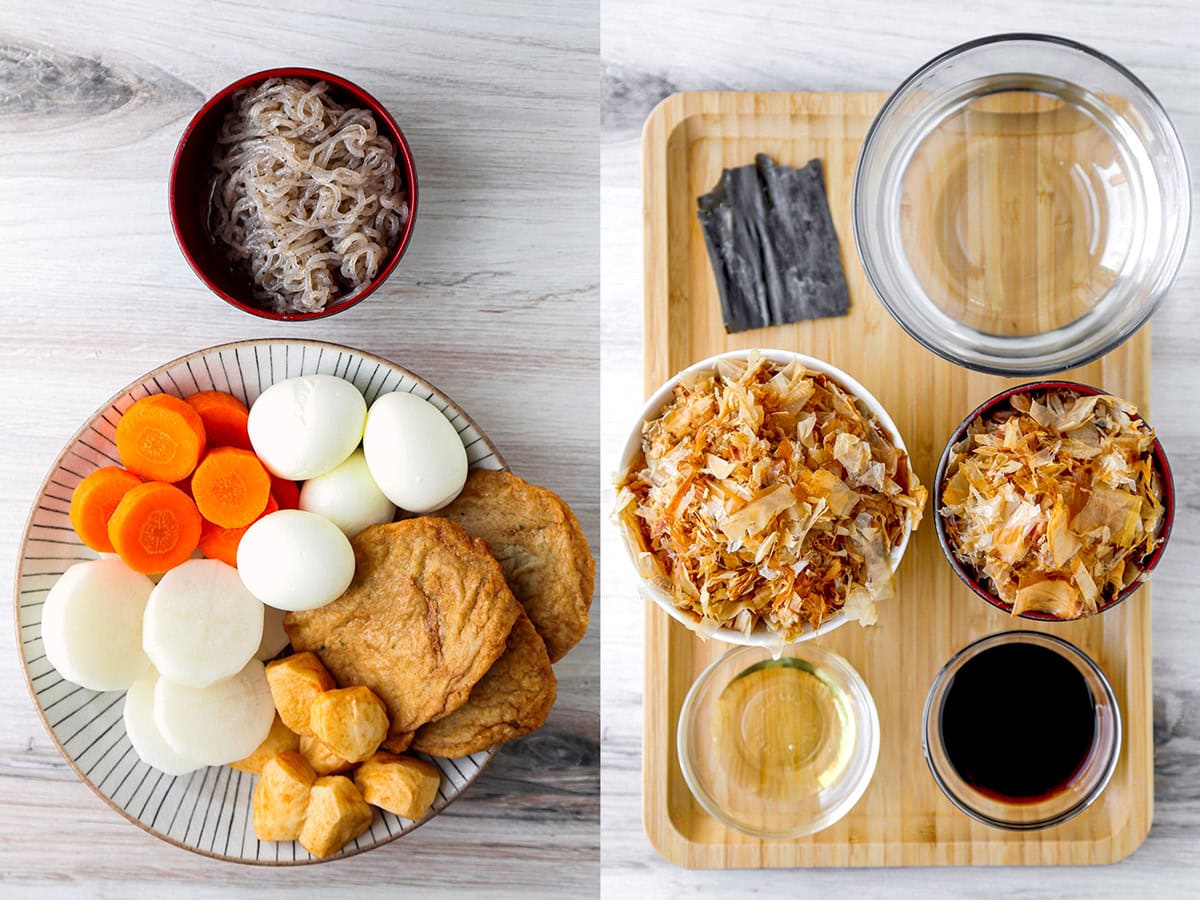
[265,652,335,736]
[230,715,300,774]
[380,731,414,753]
[354,752,441,820]
[298,775,374,859]
[252,751,316,842]
[309,685,389,763]
[299,733,354,776]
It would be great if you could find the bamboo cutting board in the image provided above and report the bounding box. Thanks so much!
[640,91,1152,868]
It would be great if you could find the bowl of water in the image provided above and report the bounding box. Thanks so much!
[853,34,1190,375]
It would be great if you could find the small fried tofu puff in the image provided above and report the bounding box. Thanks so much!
[309,685,389,763]
[265,652,335,736]
[231,715,300,774]
[299,733,355,776]
[252,751,316,842]
[354,752,441,820]
[299,775,374,859]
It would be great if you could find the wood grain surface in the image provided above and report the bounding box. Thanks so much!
[0,1,598,896]
[639,90,1152,868]
[602,2,1200,897]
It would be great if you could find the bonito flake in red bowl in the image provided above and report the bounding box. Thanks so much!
[615,349,927,647]
[935,381,1174,620]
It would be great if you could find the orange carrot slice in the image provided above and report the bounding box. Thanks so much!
[185,391,252,451]
[115,394,206,483]
[69,466,143,552]
[107,482,202,574]
[191,447,272,528]
[269,473,301,511]
[198,494,279,567]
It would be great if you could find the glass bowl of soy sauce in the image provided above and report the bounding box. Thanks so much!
[922,631,1120,830]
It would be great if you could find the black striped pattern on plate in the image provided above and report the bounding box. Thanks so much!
[15,340,503,864]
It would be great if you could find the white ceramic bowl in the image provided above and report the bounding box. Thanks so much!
[14,339,503,865]
[617,349,915,647]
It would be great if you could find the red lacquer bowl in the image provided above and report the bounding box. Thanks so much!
[169,67,418,321]
[933,380,1174,620]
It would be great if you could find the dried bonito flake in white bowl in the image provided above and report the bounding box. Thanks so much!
[616,351,926,644]
[940,389,1166,619]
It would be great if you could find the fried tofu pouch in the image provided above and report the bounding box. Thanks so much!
[299,775,374,859]
[286,518,521,736]
[231,714,300,774]
[252,751,316,842]
[412,611,556,758]
[265,652,335,736]
[436,469,594,662]
[310,685,389,763]
[354,752,441,820]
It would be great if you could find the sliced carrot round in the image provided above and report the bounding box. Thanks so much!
[269,473,301,511]
[191,447,272,528]
[107,482,202,574]
[115,394,206,483]
[198,494,279,567]
[69,466,143,552]
[186,391,252,451]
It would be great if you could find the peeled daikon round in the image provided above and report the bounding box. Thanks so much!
[42,558,153,691]
[154,658,274,766]
[123,667,204,776]
[299,449,396,537]
[247,375,366,481]
[237,510,355,612]
[142,559,263,688]
[362,391,468,513]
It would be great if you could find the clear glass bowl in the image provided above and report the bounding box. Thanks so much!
[677,643,879,839]
[922,631,1121,830]
[854,34,1190,375]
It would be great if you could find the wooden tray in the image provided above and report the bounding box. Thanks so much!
[640,91,1152,868]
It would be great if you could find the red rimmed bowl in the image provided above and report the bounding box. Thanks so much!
[933,380,1174,620]
[169,67,418,321]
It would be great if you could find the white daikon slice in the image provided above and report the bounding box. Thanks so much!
[255,604,290,662]
[123,667,204,776]
[142,558,264,688]
[154,658,274,766]
[42,559,153,691]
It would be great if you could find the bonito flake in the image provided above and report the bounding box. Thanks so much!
[941,389,1164,619]
[615,354,926,641]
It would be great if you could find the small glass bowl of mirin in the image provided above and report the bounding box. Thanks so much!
[923,631,1120,830]
[934,380,1174,620]
[678,642,880,838]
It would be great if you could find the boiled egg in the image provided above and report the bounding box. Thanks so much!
[247,375,366,481]
[237,510,355,611]
[362,391,468,513]
[299,449,396,537]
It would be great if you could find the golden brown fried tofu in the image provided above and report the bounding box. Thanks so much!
[299,775,374,859]
[252,751,316,842]
[265,652,335,736]
[309,685,389,763]
[230,715,300,774]
[354,752,441,820]
[298,733,355,776]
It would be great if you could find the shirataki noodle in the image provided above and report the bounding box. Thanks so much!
[209,78,409,314]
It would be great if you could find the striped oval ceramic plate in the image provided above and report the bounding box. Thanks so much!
[14,339,504,864]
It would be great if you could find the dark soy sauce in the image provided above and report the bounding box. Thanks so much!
[940,642,1096,802]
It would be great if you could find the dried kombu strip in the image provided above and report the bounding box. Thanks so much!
[697,154,850,333]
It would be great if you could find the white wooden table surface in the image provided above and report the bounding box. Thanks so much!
[0,1,598,896]
[601,1,1200,896]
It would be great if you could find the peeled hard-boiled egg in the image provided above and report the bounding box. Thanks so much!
[299,449,396,538]
[42,558,153,692]
[362,391,468,513]
[247,375,366,481]
[237,510,355,611]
